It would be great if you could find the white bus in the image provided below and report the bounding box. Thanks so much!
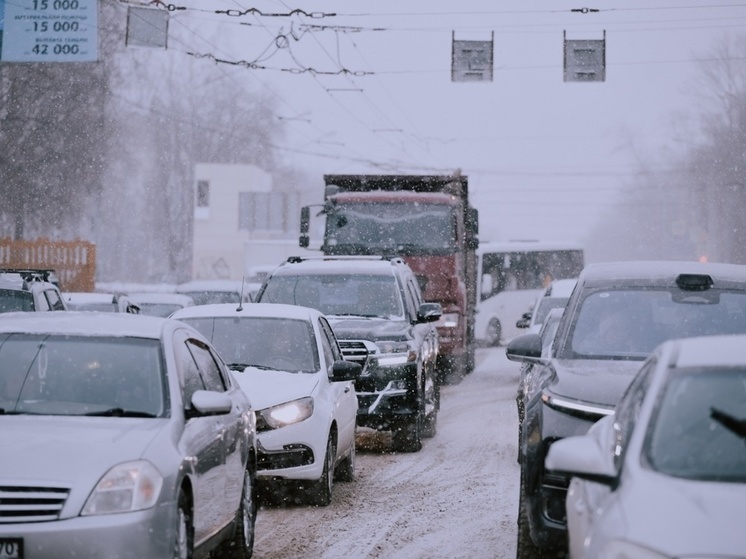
[475,241,584,346]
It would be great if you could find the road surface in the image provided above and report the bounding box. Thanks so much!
[252,346,522,559]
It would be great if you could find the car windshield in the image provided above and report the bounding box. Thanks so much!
[326,202,456,252]
[644,368,746,482]
[568,289,746,359]
[0,289,34,313]
[260,274,404,318]
[0,333,165,417]
[182,316,319,373]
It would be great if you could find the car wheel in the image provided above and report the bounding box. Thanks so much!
[307,435,335,506]
[392,410,423,452]
[214,467,257,558]
[486,318,501,347]
[517,469,548,559]
[334,439,355,482]
[422,409,437,438]
[174,491,193,559]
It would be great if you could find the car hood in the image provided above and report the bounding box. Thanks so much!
[616,470,746,555]
[549,359,641,407]
[0,415,168,491]
[230,368,320,410]
[327,316,409,341]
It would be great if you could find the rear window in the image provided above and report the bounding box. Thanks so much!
[260,273,404,318]
[0,289,34,313]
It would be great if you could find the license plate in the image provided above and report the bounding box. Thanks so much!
[0,538,23,559]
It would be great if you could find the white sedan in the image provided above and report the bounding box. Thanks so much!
[546,333,746,559]
[172,303,361,506]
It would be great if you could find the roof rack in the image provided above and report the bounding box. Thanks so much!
[285,255,405,264]
[0,268,58,284]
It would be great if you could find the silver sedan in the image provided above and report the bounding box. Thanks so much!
[0,312,258,559]
[546,333,746,559]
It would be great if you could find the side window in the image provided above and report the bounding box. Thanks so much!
[174,337,206,407]
[612,358,655,470]
[187,340,227,392]
[319,317,342,362]
[317,319,337,374]
[35,290,50,311]
[45,289,65,311]
[400,275,418,318]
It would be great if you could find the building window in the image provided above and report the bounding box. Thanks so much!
[239,192,299,234]
[197,180,210,207]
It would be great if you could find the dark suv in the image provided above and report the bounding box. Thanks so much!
[506,260,746,556]
[254,255,442,452]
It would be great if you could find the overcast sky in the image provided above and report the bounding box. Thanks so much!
[166,1,746,245]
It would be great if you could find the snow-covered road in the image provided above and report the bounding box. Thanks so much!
[252,346,521,559]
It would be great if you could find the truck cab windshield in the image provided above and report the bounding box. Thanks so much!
[325,202,457,253]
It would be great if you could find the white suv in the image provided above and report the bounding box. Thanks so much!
[0,269,68,313]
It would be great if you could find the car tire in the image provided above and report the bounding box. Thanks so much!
[422,409,437,438]
[174,490,194,559]
[486,318,501,347]
[307,435,335,506]
[517,469,548,559]
[392,411,423,452]
[334,439,356,482]
[214,467,257,558]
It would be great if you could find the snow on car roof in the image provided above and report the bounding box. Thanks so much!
[0,311,172,339]
[272,257,399,276]
[669,334,746,369]
[128,292,195,305]
[176,280,243,292]
[171,302,322,321]
[64,292,121,304]
[580,260,746,288]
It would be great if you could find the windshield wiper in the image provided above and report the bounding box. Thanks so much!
[229,363,275,372]
[330,312,383,318]
[84,408,157,418]
[710,407,746,441]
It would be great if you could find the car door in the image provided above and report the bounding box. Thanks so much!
[173,330,231,545]
[319,316,357,456]
[186,339,246,530]
[568,359,655,559]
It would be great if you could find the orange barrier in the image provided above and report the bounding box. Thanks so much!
[0,238,96,292]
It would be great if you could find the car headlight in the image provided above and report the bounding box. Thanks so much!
[435,313,459,328]
[600,541,671,559]
[82,460,163,515]
[257,397,314,431]
[375,340,416,366]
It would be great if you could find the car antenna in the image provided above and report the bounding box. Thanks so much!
[237,277,246,312]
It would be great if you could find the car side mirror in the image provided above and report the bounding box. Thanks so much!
[417,302,442,323]
[516,312,531,329]
[189,390,233,417]
[505,333,543,363]
[331,359,362,382]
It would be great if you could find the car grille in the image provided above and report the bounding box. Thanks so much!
[338,340,370,367]
[0,485,70,523]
